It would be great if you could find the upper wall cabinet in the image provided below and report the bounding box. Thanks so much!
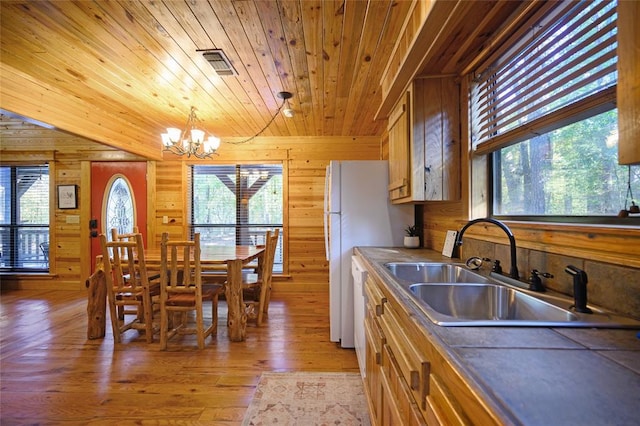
[388,89,412,201]
[617,0,639,165]
[387,78,460,203]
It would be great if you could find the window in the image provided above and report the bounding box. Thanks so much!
[105,175,136,239]
[471,0,638,222]
[0,165,50,272]
[191,164,284,272]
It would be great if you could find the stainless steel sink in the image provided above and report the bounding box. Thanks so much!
[385,262,490,283]
[409,283,579,325]
[384,262,640,328]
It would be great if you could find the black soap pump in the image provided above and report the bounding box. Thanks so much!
[564,265,592,314]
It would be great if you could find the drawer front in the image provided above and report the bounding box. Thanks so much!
[425,373,471,425]
[365,335,382,425]
[365,276,387,316]
[381,344,427,425]
[379,300,430,409]
[365,308,384,365]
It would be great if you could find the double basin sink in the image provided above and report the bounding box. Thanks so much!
[384,262,640,328]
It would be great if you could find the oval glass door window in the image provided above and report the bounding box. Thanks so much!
[104,175,136,239]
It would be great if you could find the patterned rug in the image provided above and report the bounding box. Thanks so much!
[241,372,371,426]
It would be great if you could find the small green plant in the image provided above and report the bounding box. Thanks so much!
[404,225,419,237]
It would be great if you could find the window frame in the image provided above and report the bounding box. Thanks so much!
[0,164,51,273]
[189,162,286,274]
[467,0,637,225]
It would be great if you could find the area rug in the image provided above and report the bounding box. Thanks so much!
[241,372,371,426]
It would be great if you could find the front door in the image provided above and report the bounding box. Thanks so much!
[90,162,147,272]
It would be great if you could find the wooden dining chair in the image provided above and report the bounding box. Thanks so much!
[259,228,280,323]
[110,227,138,278]
[159,232,224,350]
[242,228,279,326]
[99,232,157,343]
[110,227,162,319]
[111,227,161,282]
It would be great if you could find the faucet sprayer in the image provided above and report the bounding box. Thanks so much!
[564,265,593,314]
[454,218,519,280]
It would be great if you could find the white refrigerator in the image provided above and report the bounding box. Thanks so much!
[324,160,413,348]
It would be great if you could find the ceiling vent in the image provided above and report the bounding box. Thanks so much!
[202,49,238,76]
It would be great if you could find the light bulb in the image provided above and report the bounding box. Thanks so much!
[283,108,294,118]
[207,136,221,151]
[167,127,181,143]
[190,128,205,144]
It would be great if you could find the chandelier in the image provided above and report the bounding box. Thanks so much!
[161,106,220,159]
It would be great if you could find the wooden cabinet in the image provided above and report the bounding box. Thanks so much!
[365,273,423,425]
[617,0,640,165]
[388,89,412,202]
[363,268,500,425]
[387,78,460,203]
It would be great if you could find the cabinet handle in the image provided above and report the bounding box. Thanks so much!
[375,298,387,316]
[421,361,431,409]
[410,370,420,390]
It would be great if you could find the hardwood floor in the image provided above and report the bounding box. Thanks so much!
[0,289,359,424]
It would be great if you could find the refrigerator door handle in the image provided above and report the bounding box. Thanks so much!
[324,165,332,261]
[324,212,330,261]
[324,165,330,214]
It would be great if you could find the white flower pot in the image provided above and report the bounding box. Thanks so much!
[404,236,420,248]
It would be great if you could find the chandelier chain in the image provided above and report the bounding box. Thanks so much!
[227,95,289,145]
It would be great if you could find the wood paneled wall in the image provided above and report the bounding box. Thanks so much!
[155,137,381,292]
[1,118,381,291]
[422,201,640,268]
[2,117,636,295]
[1,120,145,289]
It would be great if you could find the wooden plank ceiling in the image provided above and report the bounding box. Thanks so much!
[0,0,521,158]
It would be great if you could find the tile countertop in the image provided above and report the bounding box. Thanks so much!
[354,246,640,426]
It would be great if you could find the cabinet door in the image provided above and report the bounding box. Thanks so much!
[388,90,412,201]
[415,77,460,201]
[617,0,640,165]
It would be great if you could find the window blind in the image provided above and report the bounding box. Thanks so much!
[472,0,617,155]
[0,165,50,271]
[190,164,284,270]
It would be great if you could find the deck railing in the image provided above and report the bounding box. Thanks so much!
[0,227,50,270]
[192,226,283,273]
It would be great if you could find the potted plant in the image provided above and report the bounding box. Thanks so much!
[404,225,420,248]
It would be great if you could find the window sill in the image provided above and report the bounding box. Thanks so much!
[0,273,56,280]
[493,215,640,229]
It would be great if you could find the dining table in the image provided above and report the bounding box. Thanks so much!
[143,244,265,342]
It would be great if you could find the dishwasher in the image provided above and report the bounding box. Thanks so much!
[351,255,367,378]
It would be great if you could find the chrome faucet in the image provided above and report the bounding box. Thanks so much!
[455,218,519,280]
